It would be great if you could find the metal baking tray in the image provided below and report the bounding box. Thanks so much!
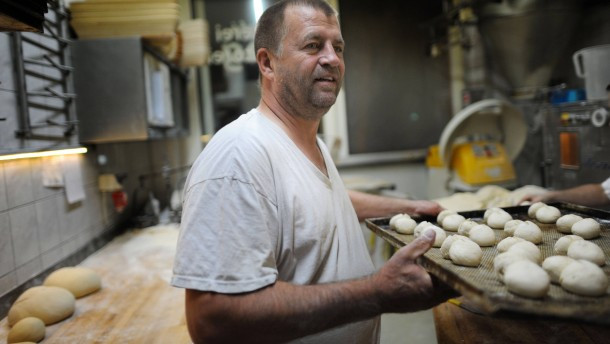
[365,202,610,323]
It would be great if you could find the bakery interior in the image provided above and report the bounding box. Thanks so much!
[0,0,610,343]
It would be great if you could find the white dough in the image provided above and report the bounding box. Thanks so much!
[43,267,102,298]
[414,221,433,238]
[528,202,546,218]
[483,207,503,222]
[560,260,608,296]
[487,211,513,229]
[7,317,45,343]
[437,210,456,225]
[497,236,526,253]
[555,214,583,234]
[440,235,469,259]
[457,219,478,236]
[426,225,447,247]
[503,260,550,298]
[493,251,529,276]
[542,256,575,284]
[571,218,601,239]
[8,286,75,326]
[503,219,524,236]
[507,241,542,263]
[389,213,409,229]
[449,239,482,267]
[567,240,606,266]
[535,205,561,224]
[442,214,465,232]
[468,224,496,247]
[513,221,543,244]
[394,217,417,234]
[554,235,584,255]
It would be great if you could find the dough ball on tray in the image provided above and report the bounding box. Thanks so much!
[571,218,601,239]
[503,260,550,298]
[560,260,608,297]
[554,235,584,255]
[555,214,583,234]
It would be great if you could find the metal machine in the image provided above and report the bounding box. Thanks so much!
[427,99,528,196]
[542,101,610,192]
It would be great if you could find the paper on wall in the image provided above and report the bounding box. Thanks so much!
[61,155,86,204]
[42,157,64,187]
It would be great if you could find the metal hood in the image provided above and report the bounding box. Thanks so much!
[476,0,582,96]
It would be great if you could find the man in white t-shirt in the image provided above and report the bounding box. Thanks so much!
[520,177,610,207]
[171,1,455,343]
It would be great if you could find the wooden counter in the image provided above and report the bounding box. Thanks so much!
[433,298,610,344]
[0,225,191,343]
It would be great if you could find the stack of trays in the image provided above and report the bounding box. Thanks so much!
[177,19,210,67]
[69,0,179,40]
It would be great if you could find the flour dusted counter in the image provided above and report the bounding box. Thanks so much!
[0,225,190,343]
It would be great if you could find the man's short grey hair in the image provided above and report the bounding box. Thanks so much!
[254,0,337,57]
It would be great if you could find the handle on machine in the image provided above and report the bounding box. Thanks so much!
[572,51,585,78]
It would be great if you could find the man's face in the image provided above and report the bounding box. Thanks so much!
[273,5,345,120]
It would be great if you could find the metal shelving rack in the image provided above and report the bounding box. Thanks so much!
[9,0,76,140]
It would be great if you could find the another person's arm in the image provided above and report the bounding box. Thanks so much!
[520,183,610,207]
[348,189,443,221]
[185,230,454,344]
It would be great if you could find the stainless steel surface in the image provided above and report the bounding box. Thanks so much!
[72,37,189,143]
[476,0,581,95]
[542,102,610,194]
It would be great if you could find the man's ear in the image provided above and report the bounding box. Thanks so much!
[256,48,274,80]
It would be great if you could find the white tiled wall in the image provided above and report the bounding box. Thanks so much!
[0,155,109,297]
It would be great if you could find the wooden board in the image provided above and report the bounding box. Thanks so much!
[0,225,191,343]
[366,203,610,323]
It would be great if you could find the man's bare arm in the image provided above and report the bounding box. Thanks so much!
[520,183,609,207]
[185,230,454,343]
[348,189,443,221]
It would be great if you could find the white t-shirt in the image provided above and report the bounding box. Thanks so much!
[602,177,610,200]
[172,109,379,343]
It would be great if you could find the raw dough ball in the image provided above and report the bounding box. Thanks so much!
[497,236,526,253]
[503,219,524,236]
[536,206,561,224]
[414,221,433,238]
[457,219,478,236]
[389,213,409,229]
[555,214,583,234]
[508,241,542,263]
[567,240,606,266]
[513,221,543,244]
[493,252,529,276]
[7,317,45,343]
[528,202,546,218]
[449,239,482,267]
[468,224,496,247]
[503,260,550,298]
[542,256,575,284]
[43,267,102,298]
[487,211,513,229]
[437,210,457,225]
[8,286,75,326]
[426,225,447,247]
[440,235,469,259]
[554,235,584,255]
[571,218,601,239]
[560,260,608,296]
[483,207,502,222]
[442,214,465,232]
[394,217,417,234]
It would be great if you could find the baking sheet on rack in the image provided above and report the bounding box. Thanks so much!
[365,203,610,323]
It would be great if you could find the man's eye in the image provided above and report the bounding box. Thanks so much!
[305,43,318,49]
[335,46,344,53]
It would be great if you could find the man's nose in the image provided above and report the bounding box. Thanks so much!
[319,43,341,67]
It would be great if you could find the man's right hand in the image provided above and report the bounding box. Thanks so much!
[372,229,458,313]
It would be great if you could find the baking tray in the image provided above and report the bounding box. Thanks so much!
[365,202,610,323]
